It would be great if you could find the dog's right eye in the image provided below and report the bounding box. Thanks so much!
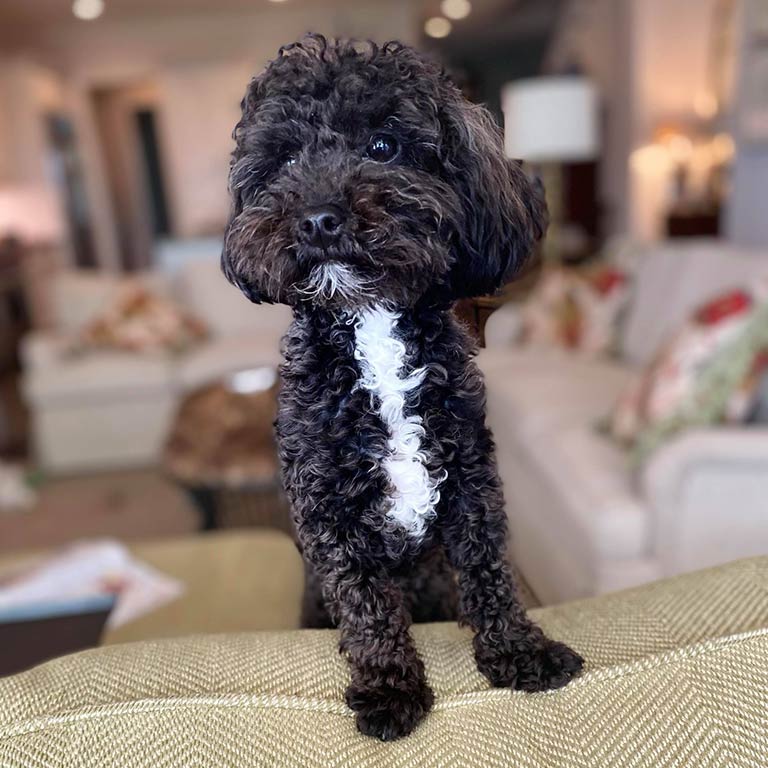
[283,153,298,167]
[366,134,399,163]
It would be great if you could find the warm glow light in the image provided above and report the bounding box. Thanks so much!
[630,144,672,176]
[694,91,718,120]
[711,132,735,163]
[72,0,104,20]
[424,17,452,38]
[654,125,695,164]
[667,134,694,164]
[440,0,471,20]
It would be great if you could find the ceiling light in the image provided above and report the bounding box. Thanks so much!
[424,17,452,39]
[72,0,104,20]
[267,0,290,3]
[440,0,471,20]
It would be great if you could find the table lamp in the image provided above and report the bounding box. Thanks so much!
[502,76,598,262]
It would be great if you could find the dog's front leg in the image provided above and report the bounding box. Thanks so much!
[324,566,433,741]
[442,431,584,692]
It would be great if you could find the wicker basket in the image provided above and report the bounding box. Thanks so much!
[163,371,291,533]
[181,481,291,533]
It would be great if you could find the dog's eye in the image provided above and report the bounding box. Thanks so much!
[284,154,298,167]
[366,134,399,163]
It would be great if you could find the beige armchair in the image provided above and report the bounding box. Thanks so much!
[21,242,291,473]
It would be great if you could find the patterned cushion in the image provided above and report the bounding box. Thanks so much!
[1,557,767,766]
[609,284,768,463]
[520,265,630,357]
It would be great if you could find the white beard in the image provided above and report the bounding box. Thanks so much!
[352,305,443,540]
[299,263,367,303]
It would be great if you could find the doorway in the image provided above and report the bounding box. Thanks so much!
[92,83,172,271]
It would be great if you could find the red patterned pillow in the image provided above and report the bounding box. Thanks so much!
[608,284,768,462]
[520,265,630,357]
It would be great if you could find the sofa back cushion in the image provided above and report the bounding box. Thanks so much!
[51,270,169,334]
[174,259,292,340]
[620,239,768,367]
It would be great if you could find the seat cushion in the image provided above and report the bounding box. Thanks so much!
[479,346,647,581]
[479,345,633,441]
[23,351,173,404]
[1,557,766,766]
[523,422,648,557]
[176,334,284,391]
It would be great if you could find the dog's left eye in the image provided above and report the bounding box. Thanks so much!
[284,154,298,167]
[366,134,399,163]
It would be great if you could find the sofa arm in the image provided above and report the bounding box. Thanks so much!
[18,331,67,372]
[482,301,522,349]
[642,429,768,576]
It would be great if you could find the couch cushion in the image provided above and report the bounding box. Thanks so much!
[480,347,646,564]
[523,422,648,558]
[51,270,170,334]
[23,351,173,404]
[176,334,284,391]
[1,557,766,767]
[621,240,768,367]
[174,260,292,339]
[479,346,632,441]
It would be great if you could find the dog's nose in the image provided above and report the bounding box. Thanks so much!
[299,205,345,248]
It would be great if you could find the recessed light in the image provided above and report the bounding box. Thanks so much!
[72,0,104,20]
[440,0,471,20]
[424,17,452,39]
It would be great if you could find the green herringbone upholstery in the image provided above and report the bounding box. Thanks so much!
[2,557,767,767]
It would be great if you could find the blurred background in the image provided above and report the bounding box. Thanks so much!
[0,0,767,648]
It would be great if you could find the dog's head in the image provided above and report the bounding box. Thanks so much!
[223,35,547,309]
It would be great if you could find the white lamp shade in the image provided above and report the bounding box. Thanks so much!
[502,77,598,162]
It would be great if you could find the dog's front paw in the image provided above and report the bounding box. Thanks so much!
[346,679,434,741]
[475,631,583,692]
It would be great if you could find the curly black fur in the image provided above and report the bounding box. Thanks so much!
[223,35,583,741]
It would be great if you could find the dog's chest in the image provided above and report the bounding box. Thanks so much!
[351,306,443,540]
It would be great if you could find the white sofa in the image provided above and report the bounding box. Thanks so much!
[479,240,768,604]
[22,241,291,473]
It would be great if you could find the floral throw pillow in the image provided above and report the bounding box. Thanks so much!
[74,280,209,356]
[519,265,630,357]
[608,284,768,464]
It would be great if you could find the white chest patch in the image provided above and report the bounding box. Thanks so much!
[353,306,443,540]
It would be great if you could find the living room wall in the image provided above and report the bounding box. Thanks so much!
[726,0,768,247]
[0,59,67,247]
[551,0,735,242]
[0,1,418,269]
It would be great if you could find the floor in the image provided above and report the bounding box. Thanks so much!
[0,469,200,555]
[0,372,27,460]
[0,466,540,606]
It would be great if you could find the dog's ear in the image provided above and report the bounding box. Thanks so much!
[439,97,548,299]
[221,88,275,305]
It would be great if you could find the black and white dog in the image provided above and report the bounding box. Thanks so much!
[223,35,583,741]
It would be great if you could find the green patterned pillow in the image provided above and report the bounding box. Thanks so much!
[607,285,768,464]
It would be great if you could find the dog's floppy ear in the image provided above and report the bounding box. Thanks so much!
[221,87,275,305]
[440,96,548,299]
